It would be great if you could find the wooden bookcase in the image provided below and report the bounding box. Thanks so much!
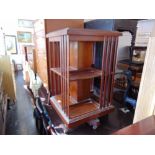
[46,28,121,129]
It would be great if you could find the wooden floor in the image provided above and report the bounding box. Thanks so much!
[5,72,38,135]
[5,71,134,135]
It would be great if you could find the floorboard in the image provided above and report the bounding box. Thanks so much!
[5,71,134,135]
[6,71,39,135]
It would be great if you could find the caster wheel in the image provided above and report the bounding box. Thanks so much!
[92,125,98,130]
[88,118,100,130]
[60,124,72,134]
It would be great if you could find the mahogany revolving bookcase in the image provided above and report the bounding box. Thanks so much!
[46,28,121,129]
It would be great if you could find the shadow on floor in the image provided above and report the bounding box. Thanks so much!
[6,71,39,135]
[46,100,134,135]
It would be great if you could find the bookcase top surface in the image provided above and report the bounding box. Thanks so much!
[46,28,122,38]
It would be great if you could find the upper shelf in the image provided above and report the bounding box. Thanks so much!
[50,67,102,81]
[46,28,122,38]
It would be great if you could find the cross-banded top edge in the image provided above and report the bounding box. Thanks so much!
[46,28,122,38]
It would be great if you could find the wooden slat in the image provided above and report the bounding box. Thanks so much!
[57,42,61,94]
[63,35,67,114]
[103,37,110,107]
[52,42,56,95]
[60,36,64,110]
[110,37,119,105]
[107,37,114,106]
[55,42,60,94]
[62,36,66,112]
[105,37,112,107]
[66,35,70,116]
[99,37,106,108]
[48,42,53,95]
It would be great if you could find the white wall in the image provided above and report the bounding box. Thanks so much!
[117,31,132,60]
[0,19,34,64]
[135,19,155,46]
[116,31,132,72]
[0,27,5,55]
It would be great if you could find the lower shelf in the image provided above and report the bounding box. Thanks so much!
[50,95,114,128]
[69,101,99,119]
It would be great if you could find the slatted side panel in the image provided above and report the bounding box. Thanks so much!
[106,37,114,107]
[55,42,61,94]
[60,36,64,112]
[99,36,119,108]
[66,35,70,116]
[48,42,54,95]
[48,41,61,96]
[52,42,56,95]
[99,37,107,108]
[110,37,119,104]
[60,35,69,116]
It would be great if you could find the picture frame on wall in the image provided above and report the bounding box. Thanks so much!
[17,31,32,43]
[18,19,34,28]
[5,35,18,54]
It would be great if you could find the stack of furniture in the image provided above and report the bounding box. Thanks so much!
[0,56,16,102]
[46,28,121,129]
[116,46,147,99]
[33,19,84,89]
[116,20,149,101]
[0,72,8,134]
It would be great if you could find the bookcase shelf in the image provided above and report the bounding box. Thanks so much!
[51,95,99,119]
[50,67,102,81]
